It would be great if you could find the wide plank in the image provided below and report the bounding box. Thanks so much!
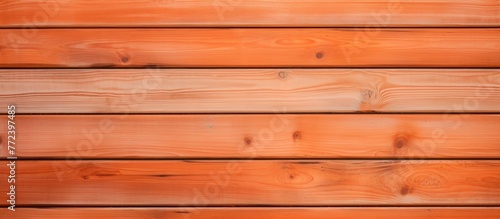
[1,160,499,205]
[1,69,499,113]
[1,0,499,27]
[1,207,499,219]
[1,29,499,68]
[1,115,499,159]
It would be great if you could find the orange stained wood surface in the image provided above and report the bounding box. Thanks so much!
[0,0,499,218]
[0,115,498,159]
[1,160,499,205]
[0,69,498,113]
[1,208,500,219]
[1,0,499,27]
[1,28,499,68]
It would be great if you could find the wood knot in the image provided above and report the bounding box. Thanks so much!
[400,186,410,195]
[78,165,120,180]
[278,71,288,79]
[293,131,302,141]
[120,56,129,63]
[244,137,253,146]
[315,51,324,59]
[278,164,314,185]
[361,89,375,101]
[394,136,407,149]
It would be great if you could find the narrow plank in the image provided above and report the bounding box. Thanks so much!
[1,29,499,68]
[1,69,499,113]
[1,0,499,27]
[1,160,499,205]
[1,207,499,219]
[1,115,499,159]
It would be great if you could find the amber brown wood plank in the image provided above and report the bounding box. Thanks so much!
[1,207,500,219]
[1,160,499,206]
[1,0,499,27]
[1,115,499,159]
[1,29,499,68]
[1,69,499,113]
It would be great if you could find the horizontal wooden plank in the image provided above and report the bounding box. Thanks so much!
[1,69,499,113]
[1,207,500,219]
[1,29,499,67]
[2,160,499,205]
[1,115,499,159]
[1,0,499,27]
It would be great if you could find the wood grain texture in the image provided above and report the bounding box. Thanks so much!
[1,160,499,206]
[1,29,499,68]
[1,0,499,27]
[1,69,499,113]
[1,115,499,159]
[1,207,499,219]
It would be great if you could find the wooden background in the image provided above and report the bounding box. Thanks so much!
[0,0,499,218]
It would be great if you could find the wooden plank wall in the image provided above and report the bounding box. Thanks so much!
[1,0,499,218]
